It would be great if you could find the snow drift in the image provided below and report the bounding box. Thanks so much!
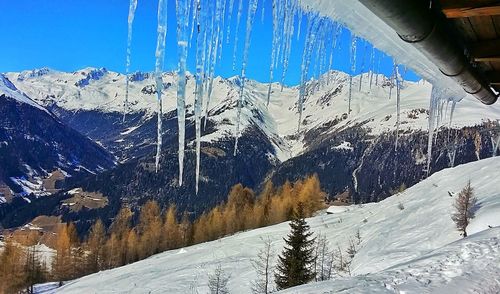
[49,157,500,293]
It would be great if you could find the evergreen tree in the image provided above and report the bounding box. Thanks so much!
[274,203,316,290]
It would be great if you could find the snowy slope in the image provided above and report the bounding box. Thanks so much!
[0,74,49,113]
[7,69,500,161]
[51,157,500,293]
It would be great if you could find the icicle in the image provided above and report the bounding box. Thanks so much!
[348,75,353,115]
[426,85,441,177]
[190,0,197,45]
[327,23,341,85]
[447,100,457,141]
[175,0,190,186]
[217,0,227,62]
[297,5,303,40]
[350,34,357,74]
[124,0,138,122]
[358,42,368,92]
[261,0,265,23]
[226,0,235,44]
[447,139,457,168]
[204,0,223,129]
[194,0,207,194]
[280,0,297,92]
[348,33,357,116]
[266,0,279,106]
[298,14,321,131]
[234,0,259,156]
[394,64,401,151]
[154,0,168,173]
[232,0,244,71]
[369,46,374,89]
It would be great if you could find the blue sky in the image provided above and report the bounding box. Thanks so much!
[0,0,419,85]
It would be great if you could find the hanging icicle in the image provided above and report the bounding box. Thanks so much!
[124,0,138,122]
[298,14,321,131]
[261,0,266,23]
[348,33,357,116]
[226,0,235,44]
[426,85,442,177]
[232,0,244,71]
[234,0,259,155]
[194,0,207,194]
[204,0,223,129]
[175,0,190,186]
[280,0,297,92]
[154,0,168,173]
[358,42,368,92]
[266,0,280,106]
[394,64,401,151]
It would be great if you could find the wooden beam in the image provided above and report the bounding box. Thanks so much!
[485,71,500,85]
[441,0,500,18]
[470,39,500,62]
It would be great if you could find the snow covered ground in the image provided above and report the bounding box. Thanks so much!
[43,157,500,294]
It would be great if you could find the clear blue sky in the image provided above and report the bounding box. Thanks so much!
[0,0,419,85]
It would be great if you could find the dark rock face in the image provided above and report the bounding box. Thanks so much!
[75,68,108,87]
[0,94,115,193]
[47,105,159,161]
[271,123,499,204]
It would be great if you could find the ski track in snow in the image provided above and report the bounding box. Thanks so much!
[39,157,500,294]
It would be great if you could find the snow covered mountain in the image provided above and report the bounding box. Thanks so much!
[4,67,500,216]
[6,68,500,162]
[47,157,500,293]
[0,74,115,201]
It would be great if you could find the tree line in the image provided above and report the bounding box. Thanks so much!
[0,175,325,293]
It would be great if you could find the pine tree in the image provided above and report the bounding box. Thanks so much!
[274,203,316,290]
[451,181,478,237]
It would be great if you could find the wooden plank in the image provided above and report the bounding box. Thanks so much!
[468,16,498,39]
[452,18,478,42]
[470,39,500,60]
[475,57,500,62]
[441,0,500,18]
[485,71,500,84]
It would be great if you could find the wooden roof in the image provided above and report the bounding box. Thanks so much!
[439,0,500,93]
